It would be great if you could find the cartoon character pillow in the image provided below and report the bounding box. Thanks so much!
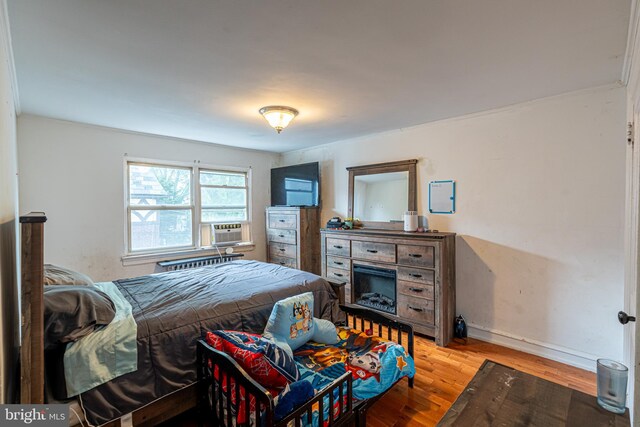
[264,292,315,355]
[205,330,299,389]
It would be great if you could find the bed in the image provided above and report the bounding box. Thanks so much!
[19,213,343,426]
[198,304,415,427]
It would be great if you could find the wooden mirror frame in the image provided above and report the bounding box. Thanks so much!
[347,159,417,230]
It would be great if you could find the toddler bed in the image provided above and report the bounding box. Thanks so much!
[197,304,415,426]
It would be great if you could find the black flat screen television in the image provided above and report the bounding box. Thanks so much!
[271,162,320,207]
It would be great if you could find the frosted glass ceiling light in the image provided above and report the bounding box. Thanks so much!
[259,106,299,133]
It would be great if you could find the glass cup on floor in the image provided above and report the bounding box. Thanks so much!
[596,358,628,414]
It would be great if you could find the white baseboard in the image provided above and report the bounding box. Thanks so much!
[467,323,598,372]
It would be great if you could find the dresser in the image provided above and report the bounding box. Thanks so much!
[321,228,456,346]
[266,207,320,275]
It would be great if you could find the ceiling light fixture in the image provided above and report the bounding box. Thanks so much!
[259,106,299,133]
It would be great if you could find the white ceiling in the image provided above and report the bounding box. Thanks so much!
[7,0,631,153]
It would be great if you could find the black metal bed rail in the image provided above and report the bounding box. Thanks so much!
[278,372,354,427]
[197,339,274,427]
[339,304,415,388]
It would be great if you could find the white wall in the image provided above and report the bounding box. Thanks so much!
[17,115,279,281]
[283,85,627,370]
[0,0,19,403]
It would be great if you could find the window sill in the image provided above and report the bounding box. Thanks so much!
[121,242,255,267]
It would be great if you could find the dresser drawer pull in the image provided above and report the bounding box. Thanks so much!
[333,245,343,249]
[333,272,344,277]
[278,219,286,222]
[333,261,344,265]
[408,253,422,258]
[279,262,286,265]
[408,287,424,293]
[279,248,286,252]
[408,306,424,312]
[278,234,285,238]
[366,249,378,253]
[409,273,423,278]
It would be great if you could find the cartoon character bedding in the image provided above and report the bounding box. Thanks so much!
[294,327,415,401]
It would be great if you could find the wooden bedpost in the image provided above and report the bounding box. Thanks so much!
[19,212,46,404]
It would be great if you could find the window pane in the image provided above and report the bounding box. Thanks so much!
[200,171,246,187]
[201,208,247,222]
[129,164,191,205]
[201,187,246,207]
[130,209,192,251]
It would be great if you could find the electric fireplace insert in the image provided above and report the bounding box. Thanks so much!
[353,264,397,314]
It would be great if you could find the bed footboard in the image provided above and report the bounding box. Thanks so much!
[339,304,415,389]
[197,340,354,427]
[338,305,416,427]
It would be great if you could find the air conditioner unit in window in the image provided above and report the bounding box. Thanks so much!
[212,223,243,245]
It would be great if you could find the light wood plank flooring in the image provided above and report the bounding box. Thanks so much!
[170,334,596,426]
[365,336,595,426]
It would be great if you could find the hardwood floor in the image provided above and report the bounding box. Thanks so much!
[364,336,596,427]
[169,334,596,427]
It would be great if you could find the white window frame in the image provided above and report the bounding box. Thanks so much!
[198,166,251,235]
[123,157,253,262]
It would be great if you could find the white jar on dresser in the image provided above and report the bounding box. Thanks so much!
[266,206,320,275]
[321,228,456,346]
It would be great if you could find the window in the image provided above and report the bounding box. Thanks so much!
[200,170,248,222]
[126,160,251,255]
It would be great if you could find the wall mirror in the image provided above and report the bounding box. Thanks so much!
[347,159,417,229]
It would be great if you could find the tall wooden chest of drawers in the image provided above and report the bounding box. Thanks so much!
[321,228,456,346]
[266,207,320,274]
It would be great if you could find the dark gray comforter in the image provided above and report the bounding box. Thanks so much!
[79,260,341,425]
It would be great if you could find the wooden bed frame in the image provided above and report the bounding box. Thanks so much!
[19,212,46,405]
[19,212,203,426]
[19,212,369,427]
[197,304,415,427]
